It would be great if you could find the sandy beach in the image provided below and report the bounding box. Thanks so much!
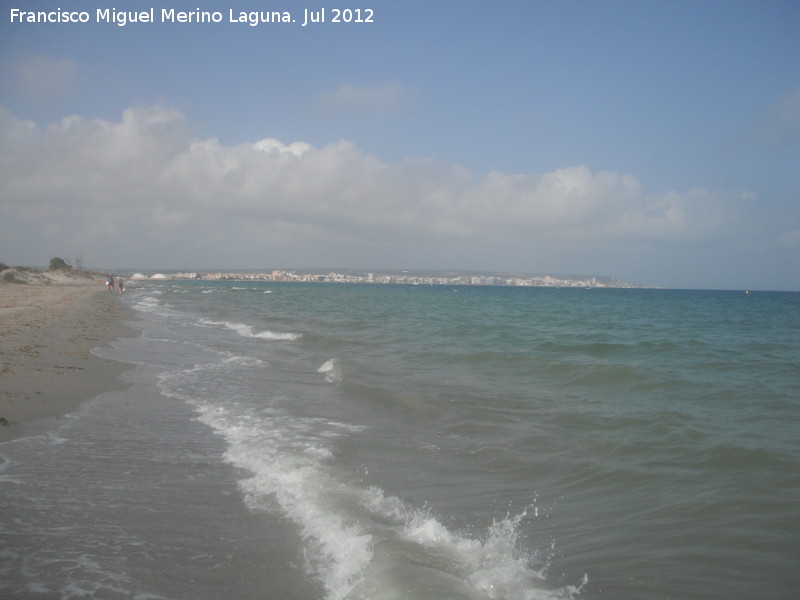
[0,271,135,442]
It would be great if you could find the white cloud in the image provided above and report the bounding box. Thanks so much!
[318,82,415,114]
[2,54,79,102]
[0,105,765,278]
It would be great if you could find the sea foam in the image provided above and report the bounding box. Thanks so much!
[156,353,583,600]
[200,318,301,341]
[318,359,341,383]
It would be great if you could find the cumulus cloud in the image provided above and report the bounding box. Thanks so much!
[2,54,79,101]
[0,105,760,275]
[318,82,415,114]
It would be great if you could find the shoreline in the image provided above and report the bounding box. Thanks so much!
[0,275,136,442]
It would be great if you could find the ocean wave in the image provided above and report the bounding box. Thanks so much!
[157,355,582,600]
[562,363,649,387]
[222,355,266,368]
[690,443,795,471]
[199,318,301,341]
[318,358,341,383]
[135,295,162,308]
[315,356,444,414]
[227,414,582,600]
[130,294,182,318]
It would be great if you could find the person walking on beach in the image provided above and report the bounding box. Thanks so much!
[107,275,114,292]
[117,278,125,295]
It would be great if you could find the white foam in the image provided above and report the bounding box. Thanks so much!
[156,358,368,599]
[222,355,265,368]
[318,359,340,383]
[249,328,301,341]
[224,415,576,598]
[199,319,301,341]
[157,357,583,600]
[195,405,370,599]
[136,296,161,308]
[318,359,336,372]
[129,294,182,319]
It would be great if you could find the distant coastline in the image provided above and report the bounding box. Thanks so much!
[123,268,653,289]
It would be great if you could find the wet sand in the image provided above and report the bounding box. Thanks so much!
[0,275,135,442]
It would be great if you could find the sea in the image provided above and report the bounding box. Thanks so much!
[1,281,798,600]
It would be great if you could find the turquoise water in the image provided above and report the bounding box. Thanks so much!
[2,283,798,599]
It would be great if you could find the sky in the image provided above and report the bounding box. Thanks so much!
[1,0,798,290]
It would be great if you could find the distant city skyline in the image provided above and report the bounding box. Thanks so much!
[1,1,798,291]
[128,268,645,289]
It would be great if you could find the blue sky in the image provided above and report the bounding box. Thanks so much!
[1,0,798,289]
